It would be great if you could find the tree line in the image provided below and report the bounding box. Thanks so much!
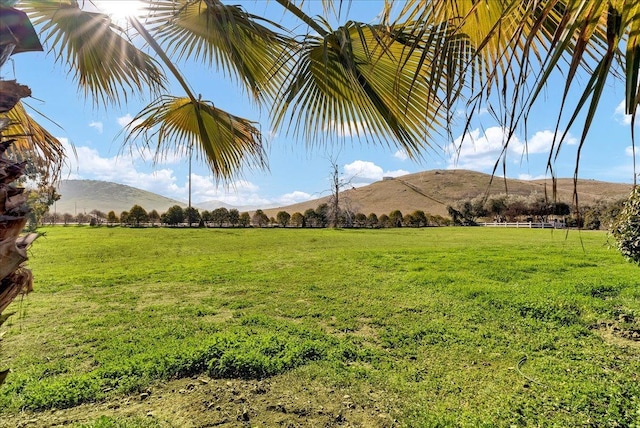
[34,193,625,230]
[38,193,627,231]
[40,203,451,229]
[261,204,451,228]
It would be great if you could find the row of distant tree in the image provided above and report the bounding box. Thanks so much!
[262,204,451,228]
[39,194,627,230]
[41,203,452,228]
[450,193,626,229]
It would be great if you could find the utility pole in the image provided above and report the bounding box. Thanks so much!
[188,144,192,210]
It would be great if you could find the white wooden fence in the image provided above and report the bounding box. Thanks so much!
[479,222,564,229]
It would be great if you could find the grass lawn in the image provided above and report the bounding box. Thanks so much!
[1,226,639,427]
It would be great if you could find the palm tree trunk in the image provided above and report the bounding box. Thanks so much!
[0,75,37,387]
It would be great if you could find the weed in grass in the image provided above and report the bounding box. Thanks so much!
[585,283,622,299]
[515,300,582,326]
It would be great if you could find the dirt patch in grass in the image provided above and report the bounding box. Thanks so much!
[593,316,640,349]
[3,375,397,427]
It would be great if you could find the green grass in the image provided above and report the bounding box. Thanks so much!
[75,416,166,428]
[2,226,640,426]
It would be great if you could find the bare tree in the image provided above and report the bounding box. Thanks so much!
[326,156,356,228]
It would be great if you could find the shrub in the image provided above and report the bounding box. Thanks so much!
[611,187,640,264]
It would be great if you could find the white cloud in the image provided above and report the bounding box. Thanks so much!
[60,137,183,198]
[518,173,547,180]
[117,113,134,127]
[344,160,383,180]
[148,148,187,165]
[117,113,143,129]
[453,107,489,118]
[625,146,640,157]
[343,160,409,183]
[522,130,557,153]
[327,120,369,138]
[119,139,187,166]
[117,114,192,166]
[394,150,408,161]
[447,126,515,170]
[57,140,312,207]
[276,191,312,206]
[510,129,577,155]
[59,137,433,208]
[525,130,556,153]
[185,175,272,206]
[88,121,103,133]
[615,100,633,126]
[447,127,577,171]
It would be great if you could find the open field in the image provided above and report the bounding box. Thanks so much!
[1,227,640,427]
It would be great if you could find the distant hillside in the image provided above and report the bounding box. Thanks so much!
[54,180,187,215]
[196,199,266,212]
[264,170,633,218]
[53,172,633,219]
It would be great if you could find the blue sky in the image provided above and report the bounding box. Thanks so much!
[4,1,638,208]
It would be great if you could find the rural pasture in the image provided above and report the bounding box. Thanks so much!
[1,227,639,427]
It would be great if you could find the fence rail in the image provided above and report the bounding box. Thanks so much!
[480,222,564,229]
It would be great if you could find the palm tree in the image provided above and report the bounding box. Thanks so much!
[0,129,39,385]
[0,3,44,386]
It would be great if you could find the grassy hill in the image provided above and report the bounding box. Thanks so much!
[54,180,260,215]
[54,180,187,215]
[264,169,633,217]
[53,171,633,218]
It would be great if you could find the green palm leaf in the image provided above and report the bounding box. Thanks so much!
[145,0,292,103]
[19,0,166,106]
[386,0,627,178]
[122,95,265,180]
[273,20,450,159]
[1,101,65,181]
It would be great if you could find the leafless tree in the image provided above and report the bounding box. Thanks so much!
[326,156,357,228]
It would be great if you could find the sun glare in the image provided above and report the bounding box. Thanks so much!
[95,0,146,24]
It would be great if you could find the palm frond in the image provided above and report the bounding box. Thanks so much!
[273,20,450,159]
[145,0,292,103]
[122,95,265,180]
[19,0,166,106]
[386,1,623,176]
[0,101,65,181]
[619,0,640,128]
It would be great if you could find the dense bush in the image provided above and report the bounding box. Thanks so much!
[611,187,640,264]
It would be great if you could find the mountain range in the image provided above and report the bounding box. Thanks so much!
[52,171,633,217]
